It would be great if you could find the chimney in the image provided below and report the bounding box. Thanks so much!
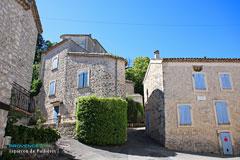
[154,50,159,59]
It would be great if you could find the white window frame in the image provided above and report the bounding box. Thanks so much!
[177,104,194,127]
[213,100,231,126]
[77,69,90,89]
[49,80,56,96]
[52,56,58,70]
[192,72,208,92]
[218,72,234,91]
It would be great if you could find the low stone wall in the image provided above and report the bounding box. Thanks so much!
[42,121,76,138]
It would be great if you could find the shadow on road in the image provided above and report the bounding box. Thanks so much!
[90,127,237,159]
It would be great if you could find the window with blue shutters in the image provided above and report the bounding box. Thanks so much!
[215,102,230,124]
[220,74,232,89]
[179,105,192,125]
[49,81,55,95]
[78,71,88,88]
[193,74,206,90]
[52,57,58,70]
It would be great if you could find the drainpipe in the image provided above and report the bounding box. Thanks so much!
[115,59,118,97]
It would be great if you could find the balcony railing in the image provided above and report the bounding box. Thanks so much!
[10,82,35,113]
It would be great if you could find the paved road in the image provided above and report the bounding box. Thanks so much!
[56,127,240,160]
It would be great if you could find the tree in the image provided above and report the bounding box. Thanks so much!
[126,57,150,96]
[30,34,55,97]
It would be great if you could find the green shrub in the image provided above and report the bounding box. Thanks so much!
[126,96,144,123]
[75,96,127,145]
[5,125,60,144]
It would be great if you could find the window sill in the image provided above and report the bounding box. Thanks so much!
[49,94,56,97]
[52,68,58,71]
[178,124,193,128]
[77,86,89,90]
[220,89,234,92]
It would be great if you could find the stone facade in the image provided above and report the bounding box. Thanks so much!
[39,35,126,123]
[0,0,42,154]
[144,57,240,155]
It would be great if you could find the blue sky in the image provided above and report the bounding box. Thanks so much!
[36,0,240,62]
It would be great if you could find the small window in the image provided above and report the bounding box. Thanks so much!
[193,73,206,90]
[49,81,55,95]
[52,57,58,70]
[215,102,230,124]
[179,105,192,125]
[53,106,59,123]
[220,74,232,89]
[78,72,88,88]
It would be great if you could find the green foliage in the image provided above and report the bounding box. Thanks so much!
[75,96,127,145]
[30,78,42,97]
[5,124,60,144]
[29,109,46,127]
[30,34,56,97]
[125,57,150,96]
[1,149,23,160]
[105,52,118,57]
[126,96,144,123]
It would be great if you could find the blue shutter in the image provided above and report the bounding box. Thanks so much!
[180,105,192,125]
[184,106,192,124]
[216,102,224,124]
[179,106,185,125]
[194,74,206,89]
[50,82,55,95]
[221,74,232,89]
[78,73,84,88]
[83,72,88,87]
[53,106,59,122]
[221,102,230,124]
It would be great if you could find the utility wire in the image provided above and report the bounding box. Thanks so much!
[41,17,239,27]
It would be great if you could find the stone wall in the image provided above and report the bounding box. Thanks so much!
[126,81,134,94]
[0,0,38,105]
[0,0,39,154]
[143,60,165,145]
[39,42,126,122]
[42,122,76,138]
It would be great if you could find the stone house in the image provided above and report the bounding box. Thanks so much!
[39,34,127,124]
[0,0,42,153]
[143,50,240,155]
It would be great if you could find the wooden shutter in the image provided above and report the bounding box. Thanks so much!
[78,73,84,88]
[184,106,192,124]
[221,74,232,89]
[83,72,88,87]
[221,102,230,124]
[194,74,206,89]
[216,102,229,124]
[180,105,191,125]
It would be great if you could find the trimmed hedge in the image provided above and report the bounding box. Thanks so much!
[5,125,61,144]
[126,96,144,123]
[75,96,127,145]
